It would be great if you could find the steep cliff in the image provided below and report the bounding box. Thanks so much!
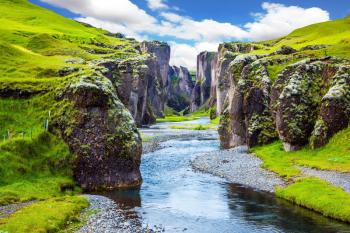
[0,0,170,191]
[215,17,350,151]
[96,41,171,127]
[141,41,171,118]
[190,51,217,111]
[167,66,195,111]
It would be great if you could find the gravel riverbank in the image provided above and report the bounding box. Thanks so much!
[299,167,350,193]
[142,129,217,154]
[77,195,162,233]
[192,146,286,193]
[0,201,34,219]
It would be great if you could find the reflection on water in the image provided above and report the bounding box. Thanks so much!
[102,121,350,232]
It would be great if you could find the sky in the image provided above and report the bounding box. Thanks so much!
[30,0,350,70]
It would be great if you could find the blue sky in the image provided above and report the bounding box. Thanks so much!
[30,0,350,69]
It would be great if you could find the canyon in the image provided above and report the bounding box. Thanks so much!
[0,1,350,231]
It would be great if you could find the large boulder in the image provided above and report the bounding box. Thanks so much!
[310,66,350,148]
[274,59,338,151]
[57,72,142,191]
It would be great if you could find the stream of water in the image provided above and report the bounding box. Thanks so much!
[101,118,350,233]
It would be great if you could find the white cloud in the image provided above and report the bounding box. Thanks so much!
[40,0,157,31]
[170,42,219,70]
[146,0,168,11]
[245,2,330,41]
[40,0,330,69]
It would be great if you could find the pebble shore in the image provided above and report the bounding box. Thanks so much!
[299,166,350,193]
[192,146,286,193]
[77,195,162,233]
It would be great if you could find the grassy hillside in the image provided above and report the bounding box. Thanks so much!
[0,0,144,231]
[0,0,141,80]
[256,16,350,57]
[225,16,350,81]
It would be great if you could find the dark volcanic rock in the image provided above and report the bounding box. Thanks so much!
[310,66,350,148]
[96,40,171,126]
[190,51,217,111]
[167,66,195,111]
[274,59,337,151]
[271,45,297,55]
[58,74,142,191]
[215,43,262,115]
[141,41,170,117]
[218,57,277,148]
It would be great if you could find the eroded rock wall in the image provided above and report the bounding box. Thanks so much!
[141,41,171,117]
[190,51,217,112]
[217,50,350,151]
[167,65,194,111]
[97,41,171,126]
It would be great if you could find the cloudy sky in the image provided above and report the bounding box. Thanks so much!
[31,0,350,70]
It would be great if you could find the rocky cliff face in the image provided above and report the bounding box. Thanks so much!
[215,43,259,115]
[167,66,195,111]
[215,42,350,151]
[141,41,171,118]
[97,41,171,126]
[52,40,172,190]
[190,51,217,112]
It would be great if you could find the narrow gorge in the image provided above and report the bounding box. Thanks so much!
[0,0,350,232]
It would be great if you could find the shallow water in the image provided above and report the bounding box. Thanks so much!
[102,119,350,233]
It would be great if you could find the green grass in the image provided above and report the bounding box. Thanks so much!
[250,126,350,179]
[252,16,350,59]
[140,133,154,143]
[0,0,144,230]
[252,128,350,222]
[0,131,78,205]
[170,124,212,130]
[276,178,350,223]
[156,115,200,123]
[0,0,140,90]
[0,196,88,233]
[0,97,79,206]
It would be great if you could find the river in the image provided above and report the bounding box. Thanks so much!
[101,118,350,233]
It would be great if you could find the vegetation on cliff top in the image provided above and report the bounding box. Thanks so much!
[255,16,350,58]
[0,0,142,91]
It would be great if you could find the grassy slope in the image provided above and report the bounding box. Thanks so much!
[0,196,88,233]
[255,16,350,56]
[244,16,350,81]
[0,0,142,231]
[251,127,350,179]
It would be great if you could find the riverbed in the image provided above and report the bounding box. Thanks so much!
[95,118,350,233]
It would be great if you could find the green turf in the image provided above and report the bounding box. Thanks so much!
[156,115,200,123]
[276,178,350,223]
[253,16,350,58]
[0,196,88,233]
[251,126,350,179]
